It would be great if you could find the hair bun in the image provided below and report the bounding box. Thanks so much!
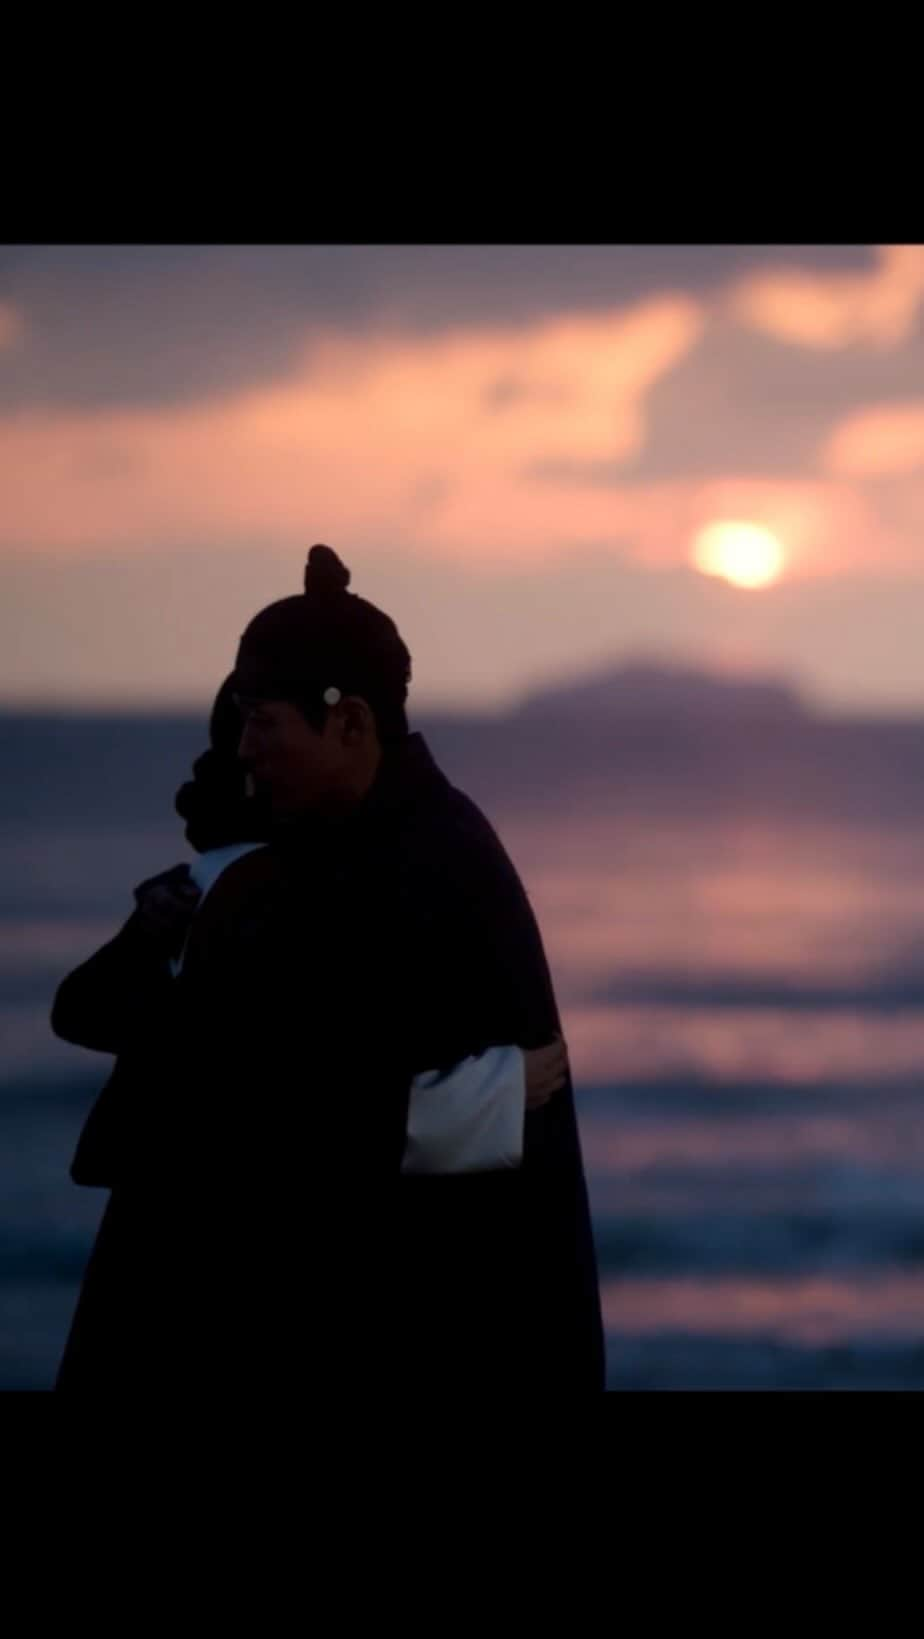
[304,544,351,598]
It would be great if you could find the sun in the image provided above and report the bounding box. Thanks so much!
[691,521,787,589]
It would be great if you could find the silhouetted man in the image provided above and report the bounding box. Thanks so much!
[58,545,605,1393]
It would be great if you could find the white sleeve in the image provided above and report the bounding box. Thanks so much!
[401,1045,526,1175]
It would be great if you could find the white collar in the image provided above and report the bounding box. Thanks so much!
[187,841,267,905]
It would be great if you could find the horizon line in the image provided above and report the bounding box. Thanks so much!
[4,693,924,725]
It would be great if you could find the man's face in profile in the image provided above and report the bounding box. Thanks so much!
[236,697,347,819]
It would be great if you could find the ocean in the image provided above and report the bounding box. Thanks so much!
[3,709,924,1390]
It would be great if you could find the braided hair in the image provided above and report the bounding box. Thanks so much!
[174,674,272,852]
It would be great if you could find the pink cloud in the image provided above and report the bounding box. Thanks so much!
[822,401,924,477]
[0,297,703,561]
[727,245,924,351]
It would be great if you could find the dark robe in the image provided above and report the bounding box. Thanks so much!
[54,733,605,1393]
[52,908,181,1187]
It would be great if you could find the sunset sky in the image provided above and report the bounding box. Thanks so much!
[3,243,924,714]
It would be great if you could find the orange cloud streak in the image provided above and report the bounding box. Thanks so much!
[823,401,924,477]
[728,245,924,351]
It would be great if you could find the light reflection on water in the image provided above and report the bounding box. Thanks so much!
[601,1271,924,1347]
[502,811,924,1379]
[561,1004,924,1085]
[520,820,924,990]
[579,1109,924,1175]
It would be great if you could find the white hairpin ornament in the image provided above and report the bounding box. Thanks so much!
[323,686,342,706]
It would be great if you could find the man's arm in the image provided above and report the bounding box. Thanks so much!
[51,868,200,1053]
[373,797,575,1178]
[423,797,597,1184]
[51,916,174,1053]
[430,797,607,1386]
[439,802,564,1050]
[402,1039,569,1174]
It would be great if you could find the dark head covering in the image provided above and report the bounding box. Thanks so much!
[232,545,412,739]
[174,674,272,853]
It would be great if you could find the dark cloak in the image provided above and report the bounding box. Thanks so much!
[54,733,605,1394]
